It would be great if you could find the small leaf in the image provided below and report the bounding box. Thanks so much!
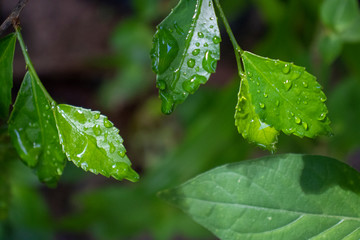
[241,51,332,138]
[54,104,139,182]
[321,0,359,32]
[0,33,16,119]
[159,154,360,240]
[235,75,279,152]
[150,0,221,114]
[8,72,66,187]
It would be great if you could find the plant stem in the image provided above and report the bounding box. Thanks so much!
[213,0,244,75]
[14,25,55,103]
[0,0,29,37]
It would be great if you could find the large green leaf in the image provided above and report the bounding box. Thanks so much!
[0,33,16,119]
[160,154,360,239]
[54,104,139,182]
[235,75,279,152]
[241,51,332,138]
[150,0,221,114]
[8,72,66,187]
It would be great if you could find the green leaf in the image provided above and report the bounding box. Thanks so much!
[235,76,279,152]
[241,51,332,138]
[0,33,16,119]
[54,104,139,182]
[321,0,359,32]
[339,15,360,42]
[159,154,360,240]
[150,0,221,114]
[8,72,66,187]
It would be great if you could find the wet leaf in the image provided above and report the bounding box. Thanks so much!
[235,75,279,152]
[241,51,332,138]
[160,154,360,240]
[0,33,16,119]
[8,72,66,187]
[54,104,139,182]
[150,0,221,114]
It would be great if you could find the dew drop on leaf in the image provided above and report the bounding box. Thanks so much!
[197,32,204,38]
[187,59,196,68]
[295,116,301,124]
[302,122,308,130]
[93,125,101,136]
[195,42,200,47]
[275,100,280,106]
[283,79,292,91]
[264,93,268,98]
[192,49,200,56]
[182,74,206,94]
[202,50,217,73]
[302,81,308,88]
[103,118,113,128]
[318,113,327,121]
[212,36,221,44]
[282,64,291,74]
[259,103,265,109]
[94,113,100,120]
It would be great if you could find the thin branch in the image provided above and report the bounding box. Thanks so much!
[0,0,29,36]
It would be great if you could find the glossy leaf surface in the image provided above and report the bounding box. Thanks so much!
[8,72,66,186]
[54,104,139,182]
[151,0,221,114]
[241,51,332,138]
[235,76,279,152]
[0,33,16,119]
[160,154,360,240]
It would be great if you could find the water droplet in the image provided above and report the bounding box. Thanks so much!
[303,101,308,105]
[209,17,214,20]
[302,81,308,88]
[187,59,195,68]
[195,66,200,71]
[156,80,166,90]
[212,36,221,44]
[259,103,265,109]
[275,100,280,106]
[247,72,252,77]
[109,142,115,153]
[94,113,100,119]
[170,69,180,90]
[263,93,268,98]
[202,50,217,73]
[292,70,302,80]
[198,32,204,38]
[195,42,200,47]
[160,92,175,115]
[283,79,292,91]
[150,27,179,74]
[290,112,295,117]
[104,118,113,128]
[93,125,101,136]
[192,49,200,56]
[282,64,291,74]
[81,162,88,171]
[45,105,49,110]
[204,43,209,47]
[210,25,214,28]
[302,122,308,130]
[57,168,63,175]
[256,81,260,86]
[320,95,327,102]
[182,74,207,94]
[295,116,301,124]
[257,90,260,93]
[118,150,126,158]
[318,113,327,121]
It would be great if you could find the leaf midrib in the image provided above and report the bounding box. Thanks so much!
[178,196,360,222]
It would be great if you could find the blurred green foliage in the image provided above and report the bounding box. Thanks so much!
[1,0,360,239]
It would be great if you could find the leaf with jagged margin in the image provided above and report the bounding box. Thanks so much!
[235,75,279,152]
[150,0,221,114]
[54,104,139,182]
[8,72,66,187]
[0,33,16,119]
[159,154,360,240]
[241,51,332,138]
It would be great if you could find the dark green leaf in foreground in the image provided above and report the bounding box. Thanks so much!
[235,75,279,152]
[8,72,66,187]
[241,51,332,138]
[54,104,139,182]
[0,33,16,119]
[150,0,221,114]
[160,154,360,240]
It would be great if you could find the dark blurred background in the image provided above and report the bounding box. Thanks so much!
[1,0,360,239]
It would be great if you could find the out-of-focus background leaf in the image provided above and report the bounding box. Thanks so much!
[0,0,360,239]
